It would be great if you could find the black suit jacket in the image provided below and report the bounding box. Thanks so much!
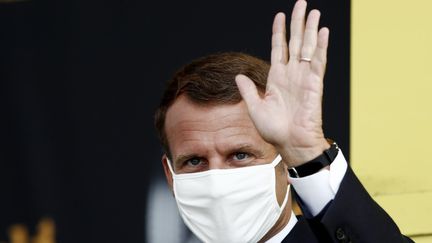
[282,166,414,243]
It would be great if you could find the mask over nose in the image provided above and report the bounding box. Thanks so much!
[167,155,290,243]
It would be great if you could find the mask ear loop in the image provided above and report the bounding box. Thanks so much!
[279,184,290,209]
[166,158,176,175]
[270,154,290,209]
[270,154,282,166]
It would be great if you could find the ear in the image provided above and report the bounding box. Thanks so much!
[161,154,174,193]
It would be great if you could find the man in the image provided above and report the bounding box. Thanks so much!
[154,1,413,242]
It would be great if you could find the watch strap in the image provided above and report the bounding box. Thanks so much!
[288,141,339,178]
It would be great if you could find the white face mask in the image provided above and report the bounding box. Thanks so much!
[167,155,289,243]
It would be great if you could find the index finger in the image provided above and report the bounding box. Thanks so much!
[271,12,288,65]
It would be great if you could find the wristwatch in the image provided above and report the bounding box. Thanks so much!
[288,140,339,178]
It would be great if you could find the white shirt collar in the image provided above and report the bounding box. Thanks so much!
[265,211,298,243]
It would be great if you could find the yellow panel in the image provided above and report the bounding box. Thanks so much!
[351,0,432,237]
[374,192,432,236]
[412,236,432,243]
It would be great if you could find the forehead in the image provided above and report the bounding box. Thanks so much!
[164,95,271,158]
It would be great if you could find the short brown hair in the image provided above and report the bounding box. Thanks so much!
[154,52,270,154]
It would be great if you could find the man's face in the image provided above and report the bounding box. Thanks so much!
[161,94,289,207]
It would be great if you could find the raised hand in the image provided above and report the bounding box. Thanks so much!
[235,0,330,167]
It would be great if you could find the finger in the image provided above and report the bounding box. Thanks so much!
[271,12,288,64]
[289,0,307,60]
[235,74,261,113]
[311,27,329,79]
[301,10,321,61]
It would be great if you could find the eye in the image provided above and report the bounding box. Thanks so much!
[186,157,202,166]
[233,152,249,161]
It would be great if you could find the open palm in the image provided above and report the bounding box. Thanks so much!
[235,0,330,167]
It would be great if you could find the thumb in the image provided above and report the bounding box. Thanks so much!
[235,74,261,113]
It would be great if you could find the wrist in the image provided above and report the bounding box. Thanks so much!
[278,138,330,167]
[288,141,338,177]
